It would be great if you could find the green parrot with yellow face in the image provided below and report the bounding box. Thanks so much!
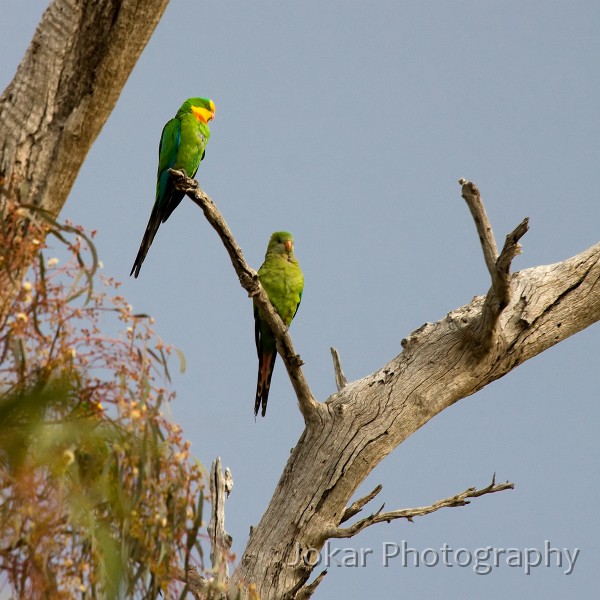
[130,97,216,277]
[254,232,304,417]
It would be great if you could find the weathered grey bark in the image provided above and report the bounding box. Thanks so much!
[208,457,233,580]
[0,0,170,319]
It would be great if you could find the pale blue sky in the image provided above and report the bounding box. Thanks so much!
[2,1,599,597]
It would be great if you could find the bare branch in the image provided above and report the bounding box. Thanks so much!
[459,179,529,352]
[169,169,320,423]
[208,457,233,579]
[282,567,327,600]
[340,484,383,524]
[326,477,514,539]
[496,218,530,295]
[459,179,499,273]
[170,566,210,599]
[330,347,348,391]
[168,170,254,290]
[295,570,328,600]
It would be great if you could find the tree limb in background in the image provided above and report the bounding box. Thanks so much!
[0,0,172,321]
[208,457,233,581]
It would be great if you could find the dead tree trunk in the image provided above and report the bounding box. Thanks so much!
[173,174,600,599]
[230,241,600,598]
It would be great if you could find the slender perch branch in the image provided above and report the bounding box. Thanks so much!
[459,179,529,351]
[169,169,320,423]
[169,170,254,289]
[325,476,514,539]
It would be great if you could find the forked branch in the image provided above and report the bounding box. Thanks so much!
[340,484,383,524]
[284,569,328,600]
[459,179,529,351]
[325,476,514,540]
[169,169,320,423]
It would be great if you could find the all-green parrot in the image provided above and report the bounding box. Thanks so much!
[254,232,304,417]
[130,97,216,278]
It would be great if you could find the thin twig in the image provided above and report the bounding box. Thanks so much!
[169,169,320,423]
[170,566,209,599]
[325,476,514,539]
[340,484,383,524]
[330,347,348,391]
[296,570,328,600]
[495,217,530,304]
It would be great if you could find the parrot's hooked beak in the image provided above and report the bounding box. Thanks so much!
[192,105,215,123]
[284,240,293,253]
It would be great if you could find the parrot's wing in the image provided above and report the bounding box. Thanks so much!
[157,118,181,178]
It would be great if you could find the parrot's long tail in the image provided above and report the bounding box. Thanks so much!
[130,183,186,278]
[130,209,162,278]
[255,350,277,417]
